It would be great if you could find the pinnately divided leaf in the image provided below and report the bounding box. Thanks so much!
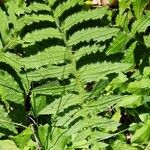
[1,0,150,149]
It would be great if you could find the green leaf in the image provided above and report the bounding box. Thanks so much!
[118,0,131,15]
[23,140,36,150]
[38,94,82,115]
[112,109,121,123]
[122,41,137,64]
[131,16,150,36]
[127,78,150,95]
[145,142,150,150]
[0,9,11,43]
[106,32,129,55]
[12,127,33,149]
[49,128,71,150]
[31,94,47,116]
[75,44,105,61]
[116,95,143,108]
[1,0,150,148]
[22,28,62,46]
[92,141,108,150]
[132,119,150,143]
[79,62,132,83]
[108,72,128,93]
[17,14,54,31]
[0,140,19,150]
[25,2,50,13]
[111,141,138,150]
[63,7,107,32]
[71,129,91,148]
[0,105,17,135]
[143,66,150,77]
[54,0,83,19]
[25,64,73,82]
[38,125,71,150]
[132,0,149,19]
[86,95,124,113]
[32,80,77,96]
[0,69,24,103]
[68,27,119,46]
[144,35,150,48]
[20,46,69,69]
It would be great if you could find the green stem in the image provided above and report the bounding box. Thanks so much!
[55,18,85,98]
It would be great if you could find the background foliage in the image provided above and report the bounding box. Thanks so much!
[0,0,150,149]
